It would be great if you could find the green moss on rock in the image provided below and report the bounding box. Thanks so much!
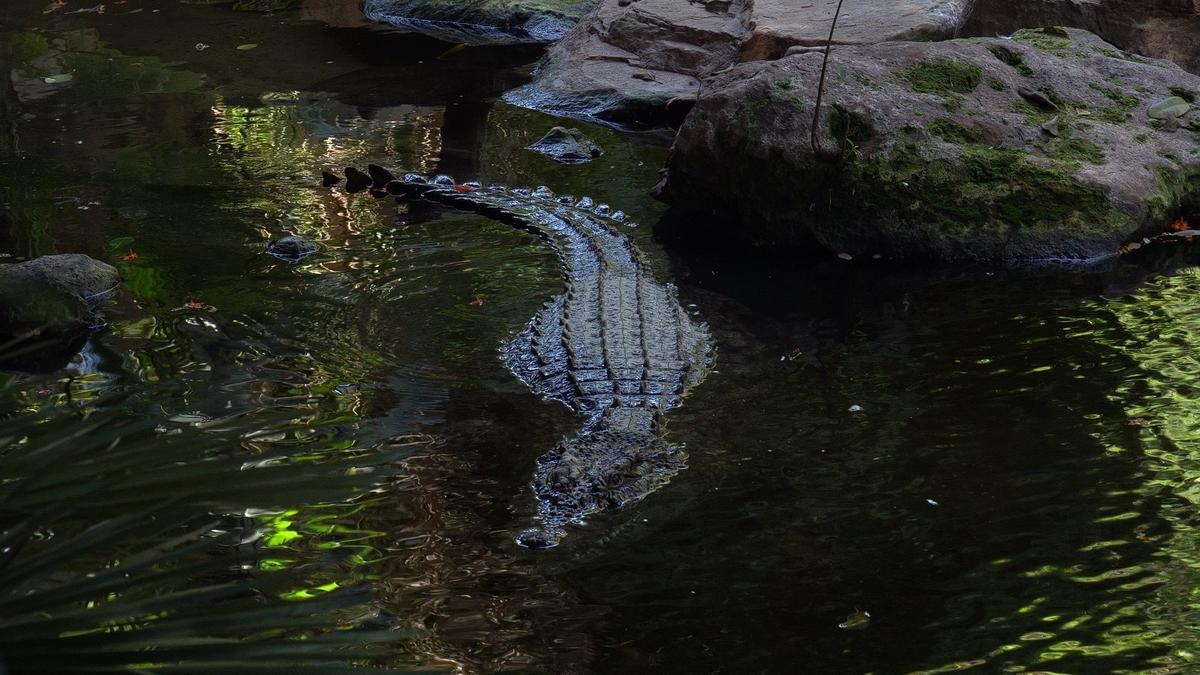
[929,118,985,144]
[1090,84,1139,109]
[1012,27,1073,55]
[1169,87,1197,104]
[897,59,982,96]
[988,46,1034,77]
[842,138,1126,252]
[1037,135,1106,165]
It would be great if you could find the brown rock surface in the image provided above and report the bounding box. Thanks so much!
[505,0,982,127]
[742,0,977,60]
[504,0,750,128]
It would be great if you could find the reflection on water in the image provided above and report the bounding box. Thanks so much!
[5,1,1200,673]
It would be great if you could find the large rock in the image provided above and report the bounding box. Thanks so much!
[660,29,1200,260]
[503,0,980,128]
[360,0,598,44]
[1,254,120,306]
[0,255,119,369]
[504,0,749,128]
[742,0,977,60]
[963,0,1200,73]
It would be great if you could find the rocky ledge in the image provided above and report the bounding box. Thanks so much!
[660,28,1200,260]
[503,0,978,128]
[360,0,598,44]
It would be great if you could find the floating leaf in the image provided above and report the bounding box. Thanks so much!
[42,73,73,84]
[1148,96,1191,120]
[839,609,871,630]
[236,43,258,50]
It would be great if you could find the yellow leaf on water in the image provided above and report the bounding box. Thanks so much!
[838,609,871,630]
[236,43,258,50]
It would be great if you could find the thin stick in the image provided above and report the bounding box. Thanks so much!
[810,0,846,159]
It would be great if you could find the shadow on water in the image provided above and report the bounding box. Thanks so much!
[5,0,1200,672]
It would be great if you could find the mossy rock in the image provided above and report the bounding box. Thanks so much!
[665,28,1200,260]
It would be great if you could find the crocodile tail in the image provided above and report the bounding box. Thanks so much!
[515,426,687,549]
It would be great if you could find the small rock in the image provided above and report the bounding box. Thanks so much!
[1148,96,1191,120]
[1018,86,1058,110]
[848,404,864,412]
[527,127,604,164]
[1040,116,1061,137]
[266,235,319,262]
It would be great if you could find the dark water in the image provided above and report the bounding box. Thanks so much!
[4,2,1200,673]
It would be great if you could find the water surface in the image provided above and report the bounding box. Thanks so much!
[3,2,1200,672]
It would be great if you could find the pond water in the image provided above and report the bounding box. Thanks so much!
[4,2,1200,673]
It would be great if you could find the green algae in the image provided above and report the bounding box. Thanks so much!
[988,77,1007,91]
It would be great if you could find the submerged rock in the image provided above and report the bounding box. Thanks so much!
[661,28,1200,260]
[266,235,319,261]
[0,254,120,370]
[360,0,598,44]
[0,254,119,306]
[504,0,978,129]
[527,126,604,163]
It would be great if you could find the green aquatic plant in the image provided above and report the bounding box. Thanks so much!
[0,401,424,673]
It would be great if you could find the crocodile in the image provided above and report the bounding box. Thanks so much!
[336,165,713,549]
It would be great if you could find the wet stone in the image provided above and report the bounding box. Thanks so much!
[266,235,319,262]
[527,126,604,164]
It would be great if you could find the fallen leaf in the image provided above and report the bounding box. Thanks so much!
[43,73,73,84]
[122,250,138,261]
[839,609,871,630]
[185,299,209,309]
[1171,218,1189,232]
[1128,417,1150,428]
[129,61,143,68]
[470,296,484,306]
[236,43,258,51]
[453,184,474,193]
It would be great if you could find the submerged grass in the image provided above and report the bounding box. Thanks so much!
[0,395,430,673]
